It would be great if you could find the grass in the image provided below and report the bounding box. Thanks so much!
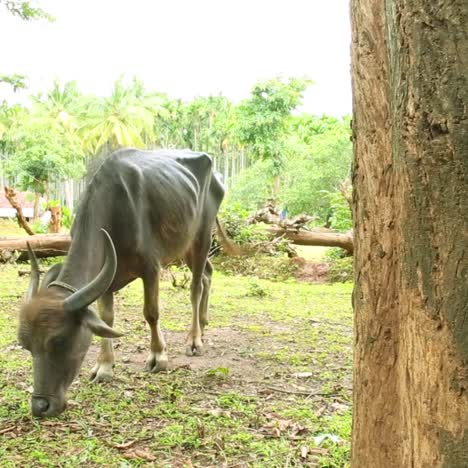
[0,219,27,237]
[0,262,353,467]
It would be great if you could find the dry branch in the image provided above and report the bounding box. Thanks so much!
[266,227,354,254]
[4,186,35,235]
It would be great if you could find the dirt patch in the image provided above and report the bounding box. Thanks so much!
[294,260,330,283]
[85,327,263,384]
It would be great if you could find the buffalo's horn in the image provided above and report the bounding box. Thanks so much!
[26,242,40,301]
[63,229,117,313]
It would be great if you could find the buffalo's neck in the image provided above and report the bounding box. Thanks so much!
[58,229,106,289]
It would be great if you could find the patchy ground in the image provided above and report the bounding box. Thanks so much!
[0,263,352,467]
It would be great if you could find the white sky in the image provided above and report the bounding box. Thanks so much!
[0,0,352,116]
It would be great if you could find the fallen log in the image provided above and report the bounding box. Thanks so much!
[266,227,354,254]
[0,234,71,262]
[0,227,354,264]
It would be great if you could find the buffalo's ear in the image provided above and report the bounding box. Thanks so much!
[40,263,63,290]
[82,309,124,338]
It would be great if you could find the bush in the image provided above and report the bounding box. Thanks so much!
[328,256,353,283]
[218,202,268,245]
[212,255,299,281]
[325,190,352,231]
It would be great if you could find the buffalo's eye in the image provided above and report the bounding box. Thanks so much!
[18,336,30,351]
[19,342,30,352]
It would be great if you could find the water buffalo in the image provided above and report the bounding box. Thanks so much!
[18,148,231,417]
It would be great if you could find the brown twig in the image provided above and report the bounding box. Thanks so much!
[0,426,16,435]
[264,385,339,397]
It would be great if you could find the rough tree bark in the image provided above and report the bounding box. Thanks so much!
[351,1,467,467]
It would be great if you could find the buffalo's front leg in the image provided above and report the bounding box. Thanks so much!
[143,268,168,372]
[90,292,115,383]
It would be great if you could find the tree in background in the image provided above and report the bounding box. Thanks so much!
[280,115,352,222]
[351,0,467,465]
[3,113,83,219]
[0,0,52,20]
[0,72,351,227]
[228,114,352,227]
[79,77,166,155]
[235,77,311,195]
[0,0,52,94]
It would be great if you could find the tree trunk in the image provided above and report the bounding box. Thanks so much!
[64,179,74,211]
[33,192,41,221]
[351,1,468,467]
[230,152,236,184]
[223,152,229,187]
[273,175,280,196]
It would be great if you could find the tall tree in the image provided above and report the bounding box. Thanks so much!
[351,1,467,466]
[79,78,165,155]
[3,114,84,218]
[236,77,311,195]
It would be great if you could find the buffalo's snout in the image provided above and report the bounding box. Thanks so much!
[31,396,49,417]
[31,395,65,418]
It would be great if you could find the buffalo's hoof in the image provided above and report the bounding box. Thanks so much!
[145,352,168,373]
[90,363,114,383]
[185,343,203,357]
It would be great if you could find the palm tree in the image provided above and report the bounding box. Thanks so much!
[79,77,167,155]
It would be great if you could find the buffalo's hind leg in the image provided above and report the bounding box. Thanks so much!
[143,267,168,373]
[185,241,211,357]
[90,292,115,383]
[199,259,213,334]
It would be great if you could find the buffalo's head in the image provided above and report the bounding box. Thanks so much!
[18,229,122,417]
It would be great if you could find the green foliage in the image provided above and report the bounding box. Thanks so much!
[0,0,54,21]
[236,77,312,173]
[219,202,266,244]
[279,115,352,221]
[1,74,350,227]
[326,249,354,283]
[79,77,167,154]
[326,189,352,231]
[30,218,48,234]
[0,74,27,92]
[3,115,84,194]
[61,206,73,229]
[246,279,268,297]
[226,159,275,211]
[213,255,299,281]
